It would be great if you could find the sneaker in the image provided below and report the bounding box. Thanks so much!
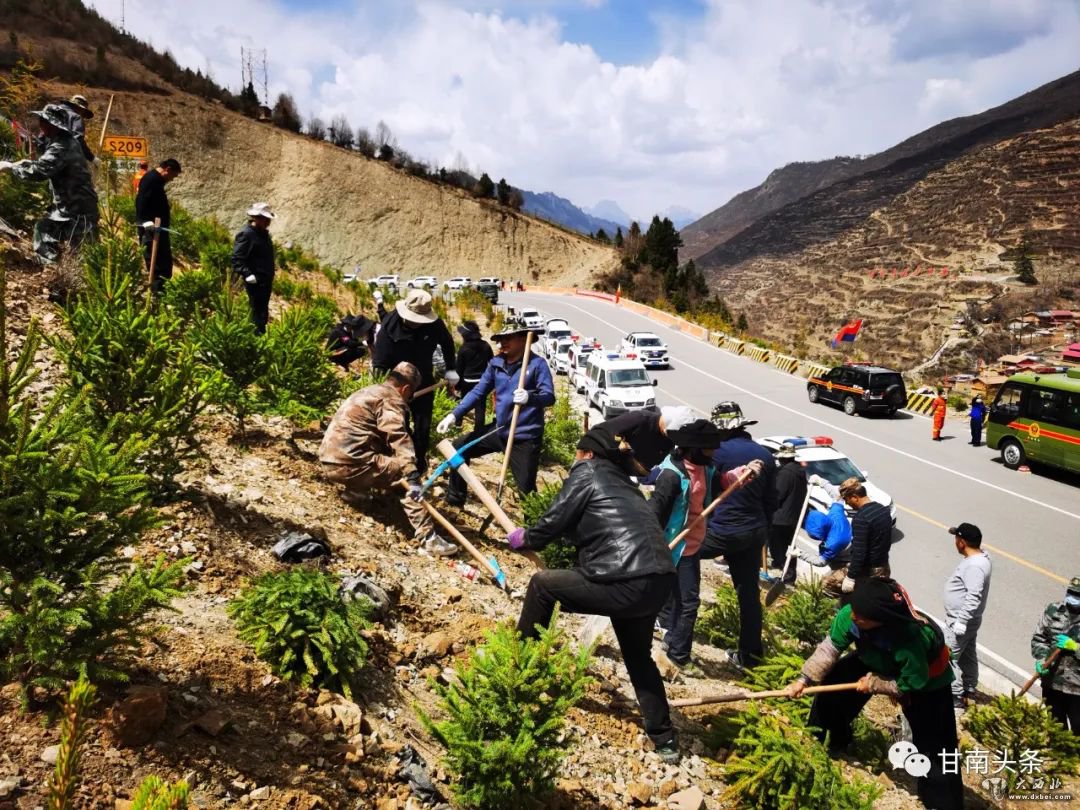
[759,570,775,584]
[655,741,681,765]
[420,533,458,557]
[712,560,730,574]
[952,695,967,710]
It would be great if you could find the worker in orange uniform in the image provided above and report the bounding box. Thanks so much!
[931,387,947,441]
[132,160,149,194]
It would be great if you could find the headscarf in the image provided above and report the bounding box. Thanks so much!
[850,579,923,627]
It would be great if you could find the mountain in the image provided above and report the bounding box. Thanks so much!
[684,69,1080,268]
[587,199,632,228]
[660,205,701,231]
[0,4,618,285]
[520,190,624,237]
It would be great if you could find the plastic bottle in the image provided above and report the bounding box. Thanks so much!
[448,560,479,582]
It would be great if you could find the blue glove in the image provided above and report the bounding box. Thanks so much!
[1056,634,1078,652]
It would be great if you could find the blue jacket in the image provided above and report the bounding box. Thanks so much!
[970,401,986,424]
[452,354,555,441]
[708,432,776,535]
[804,503,852,563]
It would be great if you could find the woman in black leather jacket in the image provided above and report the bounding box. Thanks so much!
[507,426,679,762]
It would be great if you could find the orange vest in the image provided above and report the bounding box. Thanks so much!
[132,169,147,193]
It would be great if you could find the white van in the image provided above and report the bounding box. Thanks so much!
[541,318,572,357]
[549,339,574,375]
[568,340,600,393]
[584,353,658,418]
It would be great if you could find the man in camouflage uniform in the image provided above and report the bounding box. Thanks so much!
[0,104,98,263]
[1031,576,1080,734]
[319,361,458,558]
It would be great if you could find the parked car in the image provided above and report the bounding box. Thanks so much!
[475,280,499,304]
[477,277,501,287]
[366,274,399,291]
[541,319,573,357]
[519,308,544,330]
[806,363,907,417]
[620,332,670,368]
[757,435,896,525]
[443,277,473,291]
[584,353,658,419]
[569,340,601,393]
[406,276,438,290]
[549,339,574,375]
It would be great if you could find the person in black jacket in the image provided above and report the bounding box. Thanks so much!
[372,289,456,473]
[598,404,696,474]
[838,477,892,596]
[769,444,808,584]
[135,158,181,295]
[506,426,679,763]
[454,320,493,426]
[232,202,277,334]
[326,314,376,369]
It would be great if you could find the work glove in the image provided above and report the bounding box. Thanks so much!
[786,546,801,560]
[808,474,825,487]
[141,220,158,232]
[507,527,526,549]
[407,483,423,502]
[244,274,257,284]
[436,414,457,435]
[1036,660,1050,676]
[746,459,765,477]
[841,576,856,594]
[512,388,529,405]
[1055,634,1079,652]
[951,621,968,637]
[444,371,460,386]
[0,160,13,172]
[373,290,383,302]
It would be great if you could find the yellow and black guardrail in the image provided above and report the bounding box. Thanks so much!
[771,353,800,374]
[906,393,938,414]
[743,344,770,363]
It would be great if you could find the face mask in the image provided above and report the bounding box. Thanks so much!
[1066,595,1080,611]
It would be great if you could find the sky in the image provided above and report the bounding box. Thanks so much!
[87,0,1080,223]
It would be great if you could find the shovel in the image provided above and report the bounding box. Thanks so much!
[765,489,813,607]
[671,681,862,708]
[1019,648,1062,697]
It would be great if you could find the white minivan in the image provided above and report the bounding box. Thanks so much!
[569,340,600,393]
[584,353,658,419]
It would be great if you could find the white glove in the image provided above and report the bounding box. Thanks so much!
[786,546,801,560]
[841,576,856,594]
[244,274,257,284]
[373,291,383,302]
[808,474,825,487]
[747,459,765,476]
[951,621,968,636]
[141,220,157,232]
[436,414,457,435]
[0,161,13,172]
[512,388,529,405]
[444,371,460,385]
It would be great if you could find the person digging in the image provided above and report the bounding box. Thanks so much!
[319,361,457,557]
[505,426,681,764]
[783,578,963,810]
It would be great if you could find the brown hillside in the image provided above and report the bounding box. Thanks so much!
[684,70,1080,268]
[1,21,617,285]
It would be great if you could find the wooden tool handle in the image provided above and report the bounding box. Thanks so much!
[412,379,446,399]
[97,93,115,150]
[147,216,162,294]
[1019,648,1062,697]
[496,331,534,493]
[668,468,754,550]
[418,500,508,591]
[671,681,862,707]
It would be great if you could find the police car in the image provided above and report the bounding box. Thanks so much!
[757,435,896,525]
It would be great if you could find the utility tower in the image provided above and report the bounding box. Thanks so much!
[240,46,269,105]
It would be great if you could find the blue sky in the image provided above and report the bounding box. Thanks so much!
[89,0,1080,222]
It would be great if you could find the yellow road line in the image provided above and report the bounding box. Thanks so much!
[896,504,1067,585]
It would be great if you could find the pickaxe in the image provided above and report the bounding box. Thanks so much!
[671,681,862,708]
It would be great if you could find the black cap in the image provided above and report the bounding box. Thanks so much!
[949,523,982,545]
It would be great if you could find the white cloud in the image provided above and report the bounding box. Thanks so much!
[87,0,1080,222]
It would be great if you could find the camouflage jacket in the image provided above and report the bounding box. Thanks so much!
[319,381,418,482]
[11,133,99,223]
[1032,602,1080,695]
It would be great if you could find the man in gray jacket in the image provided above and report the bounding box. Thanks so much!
[943,522,992,708]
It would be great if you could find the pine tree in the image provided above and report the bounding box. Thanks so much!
[1014,235,1037,284]
[271,92,302,132]
[613,226,623,248]
[496,178,511,206]
[737,312,749,332]
[0,266,186,691]
[473,173,495,199]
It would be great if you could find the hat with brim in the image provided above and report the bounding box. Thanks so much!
[343,314,376,336]
[492,324,539,340]
[668,419,727,449]
[31,105,73,134]
[395,289,438,324]
[775,444,797,460]
[948,523,982,545]
[66,95,94,118]
[246,202,276,220]
[710,400,757,430]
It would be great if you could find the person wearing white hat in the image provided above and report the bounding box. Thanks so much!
[372,288,456,473]
[231,203,277,334]
[0,104,98,263]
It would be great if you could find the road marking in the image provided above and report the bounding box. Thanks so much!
[524,295,1080,523]
[896,504,1068,585]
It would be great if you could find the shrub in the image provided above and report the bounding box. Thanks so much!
[0,270,185,690]
[429,384,462,447]
[258,304,340,421]
[162,268,222,323]
[542,389,582,468]
[964,694,1080,778]
[521,482,575,569]
[738,651,811,722]
[420,612,592,808]
[770,576,836,655]
[722,705,882,809]
[190,287,266,436]
[699,585,769,651]
[228,568,372,700]
[0,120,47,229]
[947,393,969,412]
[50,235,216,493]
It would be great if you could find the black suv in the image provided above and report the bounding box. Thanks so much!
[475,281,499,304]
[807,364,907,417]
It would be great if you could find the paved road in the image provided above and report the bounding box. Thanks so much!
[506,291,1080,688]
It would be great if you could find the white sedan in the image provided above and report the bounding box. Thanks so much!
[757,435,897,525]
